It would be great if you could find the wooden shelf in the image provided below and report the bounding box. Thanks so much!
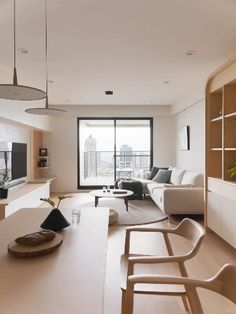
[210,116,223,122]
[31,130,50,180]
[224,112,236,118]
[206,64,236,248]
[210,148,222,151]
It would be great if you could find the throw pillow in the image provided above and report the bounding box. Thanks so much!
[169,167,186,185]
[152,169,172,183]
[149,166,169,180]
[181,171,204,187]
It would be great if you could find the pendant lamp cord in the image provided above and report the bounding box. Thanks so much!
[45,0,49,108]
[13,0,17,85]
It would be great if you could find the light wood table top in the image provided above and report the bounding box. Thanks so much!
[0,206,109,314]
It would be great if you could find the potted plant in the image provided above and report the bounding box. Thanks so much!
[0,173,11,199]
[228,165,236,178]
[40,195,72,231]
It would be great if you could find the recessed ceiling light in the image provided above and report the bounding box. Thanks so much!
[105,90,113,95]
[186,50,197,56]
[17,48,29,54]
[163,81,170,84]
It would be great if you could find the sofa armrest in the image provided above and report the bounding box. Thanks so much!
[163,187,204,215]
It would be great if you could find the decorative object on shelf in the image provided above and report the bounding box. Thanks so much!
[39,148,48,156]
[0,0,46,101]
[0,173,11,199]
[38,158,47,168]
[228,165,236,178]
[25,0,66,115]
[40,195,72,231]
[179,125,190,151]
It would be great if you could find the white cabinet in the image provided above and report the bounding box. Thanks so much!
[221,197,236,248]
[0,183,50,220]
[207,190,236,249]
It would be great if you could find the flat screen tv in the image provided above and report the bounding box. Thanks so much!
[0,142,27,182]
[12,143,27,180]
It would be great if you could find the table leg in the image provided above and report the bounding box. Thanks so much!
[95,196,99,207]
[124,197,129,212]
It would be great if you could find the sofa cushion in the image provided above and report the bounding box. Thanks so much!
[169,167,186,185]
[149,167,169,180]
[147,182,165,195]
[181,171,204,187]
[134,178,153,192]
[153,169,172,183]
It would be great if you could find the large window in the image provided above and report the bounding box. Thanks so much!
[77,118,153,188]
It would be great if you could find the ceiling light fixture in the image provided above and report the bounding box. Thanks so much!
[17,48,29,54]
[25,0,66,116]
[0,0,46,101]
[186,50,197,56]
[105,90,113,95]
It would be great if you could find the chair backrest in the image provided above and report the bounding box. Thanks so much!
[173,218,205,258]
[206,264,236,304]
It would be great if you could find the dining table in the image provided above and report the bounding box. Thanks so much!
[0,206,109,314]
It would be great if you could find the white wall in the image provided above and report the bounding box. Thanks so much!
[0,99,51,131]
[44,105,175,192]
[174,99,205,172]
[0,118,31,180]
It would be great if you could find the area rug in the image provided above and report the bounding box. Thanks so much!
[80,197,167,226]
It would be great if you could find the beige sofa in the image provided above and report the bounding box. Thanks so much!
[136,167,204,216]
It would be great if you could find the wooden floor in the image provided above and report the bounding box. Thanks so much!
[50,192,236,314]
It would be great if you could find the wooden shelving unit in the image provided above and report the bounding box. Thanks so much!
[30,130,50,180]
[205,59,236,248]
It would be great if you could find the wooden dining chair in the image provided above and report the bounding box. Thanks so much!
[120,218,205,314]
[124,263,236,314]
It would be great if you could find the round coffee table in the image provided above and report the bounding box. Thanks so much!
[89,189,133,212]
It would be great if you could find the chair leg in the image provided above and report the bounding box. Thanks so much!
[123,282,134,314]
[181,295,190,311]
[121,290,126,314]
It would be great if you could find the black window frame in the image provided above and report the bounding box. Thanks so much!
[77,117,153,189]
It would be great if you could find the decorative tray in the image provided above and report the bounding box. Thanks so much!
[8,233,63,258]
[113,191,128,194]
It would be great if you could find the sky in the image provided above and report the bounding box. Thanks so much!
[80,125,150,152]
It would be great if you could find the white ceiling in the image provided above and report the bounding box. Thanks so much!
[0,0,236,107]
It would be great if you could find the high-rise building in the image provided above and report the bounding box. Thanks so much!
[119,144,133,168]
[84,135,97,178]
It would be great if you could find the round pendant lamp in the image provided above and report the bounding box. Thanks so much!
[25,96,66,115]
[0,0,46,101]
[25,0,66,116]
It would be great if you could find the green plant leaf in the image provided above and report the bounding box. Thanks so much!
[40,197,55,207]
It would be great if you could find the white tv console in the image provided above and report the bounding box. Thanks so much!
[0,179,53,220]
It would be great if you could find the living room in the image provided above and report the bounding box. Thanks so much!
[0,0,236,313]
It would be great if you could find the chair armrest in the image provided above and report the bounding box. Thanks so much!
[127,274,202,286]
[128,254,187,265]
